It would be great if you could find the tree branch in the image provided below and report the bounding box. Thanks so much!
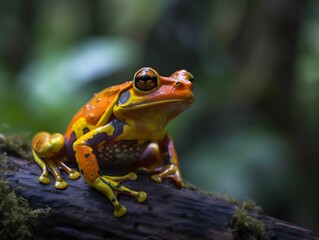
[3,157,319,240]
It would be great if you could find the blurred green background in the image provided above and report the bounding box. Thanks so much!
[1,0,319,231]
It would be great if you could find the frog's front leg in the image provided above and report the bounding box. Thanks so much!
[141,135,185,187]
[32,132,80,189]
[73,126,147,217]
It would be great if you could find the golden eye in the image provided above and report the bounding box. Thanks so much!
[133,68,158,92]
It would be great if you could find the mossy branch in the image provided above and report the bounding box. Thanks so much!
[0,180,49,240]
[1,133,319,240]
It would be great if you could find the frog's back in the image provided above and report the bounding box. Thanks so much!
[64,81,132,141]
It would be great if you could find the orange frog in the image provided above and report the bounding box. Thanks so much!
[32,67,194,217]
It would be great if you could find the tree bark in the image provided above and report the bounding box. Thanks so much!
[3,157,319,240]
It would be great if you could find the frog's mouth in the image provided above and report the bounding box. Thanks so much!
[122,98,194,109]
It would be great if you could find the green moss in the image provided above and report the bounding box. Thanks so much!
[0,180,49,240]
[185,181,265,238]
[210,192,240,205]
[240,199,263,213]
[0,151,8,172]
[230,207,265,240]
[0,132,49,239]
[185,181,263,213]
[0,132,32,160]
[184,180,202,192]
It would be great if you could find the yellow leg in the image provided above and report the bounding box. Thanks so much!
[105,175,147,203]
[91,176,147,217]
[92,177,127,217]
[32,149,51,184]
[44,159,68,189]
[107,172,137,182]
[56,159,81,180]
[74,143,147,217]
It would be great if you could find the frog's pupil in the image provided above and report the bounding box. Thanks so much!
[139,75,152,81]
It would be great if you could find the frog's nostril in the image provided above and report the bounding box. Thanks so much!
[174,81,182,88]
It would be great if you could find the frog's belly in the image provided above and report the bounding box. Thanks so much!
[94,140,149,168]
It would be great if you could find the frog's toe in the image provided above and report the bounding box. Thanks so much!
[127,172,137,180]
[38,172,51,185]
[136,191,147,203]
[54,178,68,189]
[151,174,162,183]
[114,204,127,217]
[68,170,80,180]
[166,173,185,188]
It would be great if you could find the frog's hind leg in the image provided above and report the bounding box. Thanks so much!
[104,173,147,203]
[91,177,127,217]
[32,132,80,189]
[92,175,147,217]
[107,172,137,182]
[74,143,147,217]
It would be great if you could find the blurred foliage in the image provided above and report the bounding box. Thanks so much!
[1,0,319,232]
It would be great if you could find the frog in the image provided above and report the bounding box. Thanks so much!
[31,67,194,217]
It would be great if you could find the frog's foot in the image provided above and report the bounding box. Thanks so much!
[43,159,80,189]
[91,173,147,217]
[56,159,81,180]
[38,167,51,185]
[33,150,80,189]
[141,164,185,188]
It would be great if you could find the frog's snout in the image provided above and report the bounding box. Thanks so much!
[171,70,194,87]
[180,70,194,84]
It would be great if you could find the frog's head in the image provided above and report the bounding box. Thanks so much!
[113,67,194,127]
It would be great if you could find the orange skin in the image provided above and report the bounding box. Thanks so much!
[32,67,194,217]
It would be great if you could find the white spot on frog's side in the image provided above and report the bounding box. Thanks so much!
[95,141,149,168]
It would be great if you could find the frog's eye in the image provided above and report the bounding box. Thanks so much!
[133,68,158,93]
